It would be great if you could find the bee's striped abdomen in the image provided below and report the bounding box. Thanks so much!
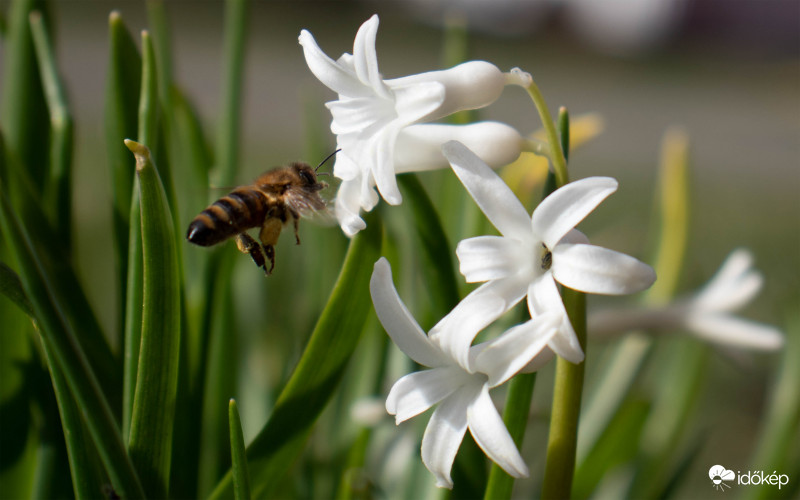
[186,188,267,247]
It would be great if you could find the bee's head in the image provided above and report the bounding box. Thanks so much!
[292,163,326,191]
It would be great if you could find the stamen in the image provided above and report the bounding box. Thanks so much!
[541,243,552,270]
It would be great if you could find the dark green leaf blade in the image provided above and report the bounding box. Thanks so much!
[209,213,383,500]
[0,183,145,499]
[124,140,181,499]
[105,10,141,339]
[229,399,251,500]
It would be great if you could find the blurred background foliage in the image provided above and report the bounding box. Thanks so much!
[0,0,797,498]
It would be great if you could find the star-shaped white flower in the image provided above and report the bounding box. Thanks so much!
[431,141,656,369]
[371,257,560,489]
[299,15,526,236]
[590,249,784,350]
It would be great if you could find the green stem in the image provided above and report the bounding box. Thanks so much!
[541,289,586,499]
[519,73,569,187]
[533,103,587,498]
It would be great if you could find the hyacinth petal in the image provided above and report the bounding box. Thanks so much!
[456,236,524,283]
[372,123,404,205]
[327,97,389,135]
[370,258,446,367]
[559,228,590,245]
[332,151,360,181]
[527,275,584,363]
[694,249,763,311]
[552,243,656,295]
[443,141,531,238]
[298,30,370,98]
[520,346,556,373]
[474,314,560,387]
[421,386,476,489]
[684,314,784,351]
[386,367,466,423]
[467,385,529,479]
[388,61,506,121]
[352,15,390,98]
[430,278,527,370]
[532,177,618,249]
[393,81,447,125]
[334,179,366,237]
[394,122,524,173]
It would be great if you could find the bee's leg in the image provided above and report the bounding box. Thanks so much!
[235,233,268,274]
[259,218,282,274]
[293,216,301,245]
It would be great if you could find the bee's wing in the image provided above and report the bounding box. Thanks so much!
[285,186,337,227]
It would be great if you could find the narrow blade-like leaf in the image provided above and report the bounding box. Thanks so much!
[125,140,181,499]
[29,11,74,249]
[0,184,145,499]
[209,213,382,500]
[105,10,141,338]
[228,399,251,500]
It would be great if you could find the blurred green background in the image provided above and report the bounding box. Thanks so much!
[1,0,797,498]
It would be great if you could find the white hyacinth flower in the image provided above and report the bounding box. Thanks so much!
[432,141,656,369]
[334,121,525,236]
[371,258,560,489]
[590,249,784,351]
[299,14,528,236]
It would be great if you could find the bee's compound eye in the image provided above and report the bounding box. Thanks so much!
[298,169,314,185]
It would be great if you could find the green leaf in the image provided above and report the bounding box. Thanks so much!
[123,28,159,441]
[397,174,460,318]
[0,262,34,317]
[573,398,650,499]
[144,0,180,225]
[1,0,49,188]
[209,212,383,500]
[38,337,107,499]
[124,140,181,499]
[628,340,708,498]
[0,182,145,499]
[105,10,141,338]
[229,399,251,500]
[137,31,158,152]
[196,253,237,498]
[216,0,248,187]
[2,139,121,415]
[649,128,690,304]
[28,11,74,249]
[122,182,143,441]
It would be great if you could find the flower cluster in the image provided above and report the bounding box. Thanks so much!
[300,14,782,490]
[299,14,529,236]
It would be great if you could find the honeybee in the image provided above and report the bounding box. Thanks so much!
[186,159,331,275]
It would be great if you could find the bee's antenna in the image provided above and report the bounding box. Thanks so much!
[315,148,341,174]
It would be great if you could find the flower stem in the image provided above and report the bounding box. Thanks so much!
[541,106,587,499]
[514,69,569,188]
[541,289,586,499]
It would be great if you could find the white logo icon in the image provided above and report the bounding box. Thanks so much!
[709,465,735,491]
